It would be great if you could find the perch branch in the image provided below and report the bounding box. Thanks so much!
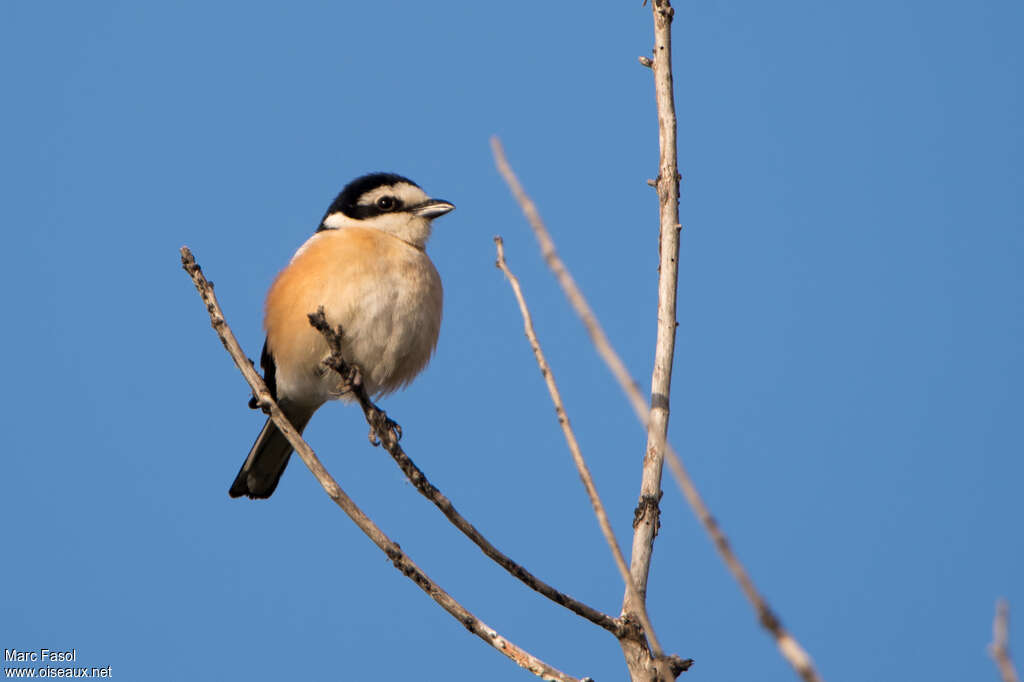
[491,141,825,682]
[991,599,1021,682]
[305,315,622,637]
[180,246,584,682]
[495,237,690,676]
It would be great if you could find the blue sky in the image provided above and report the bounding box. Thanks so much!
[2,1,1022,680]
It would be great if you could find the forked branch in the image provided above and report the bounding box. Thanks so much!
[491,142,825,682]
[305,309,622,637]
[495,236,691,677]
[180,246,585,682]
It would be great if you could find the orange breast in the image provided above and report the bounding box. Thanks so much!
[263,228,443,403]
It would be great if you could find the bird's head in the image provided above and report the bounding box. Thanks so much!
[318,173,455,249]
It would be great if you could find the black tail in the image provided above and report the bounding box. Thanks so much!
[230,409,313,499]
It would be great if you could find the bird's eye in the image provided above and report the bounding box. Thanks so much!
[376,196,397,211]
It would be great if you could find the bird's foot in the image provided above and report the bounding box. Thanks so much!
[367,410,402,447]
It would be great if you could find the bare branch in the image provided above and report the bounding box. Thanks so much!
[494,237,690,676]
[180,246,586,682]
[304,309,623,638]
[491,137,647,428]
[490,141,825,682]
[632,0,683,615]
[991,599,1021,682]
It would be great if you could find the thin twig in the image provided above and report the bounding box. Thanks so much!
[491,140,825,682]
[991,599,1021,682]
[494,237,691,677]
[305,312,623,638]
[180,246,585,682]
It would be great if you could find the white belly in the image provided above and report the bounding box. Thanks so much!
[330,255,443,397]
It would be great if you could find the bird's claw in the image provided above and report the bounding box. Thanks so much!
[388,418,403,442]
[367,410,402,447]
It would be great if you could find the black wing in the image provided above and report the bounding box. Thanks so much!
[247,339,278,408]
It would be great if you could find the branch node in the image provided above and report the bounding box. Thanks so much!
[758,605,782,633]
[632,492,663,535]
[638,56,653,68]
[617,612,645,642]
[663,655,694,677]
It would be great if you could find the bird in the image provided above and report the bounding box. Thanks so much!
[230,173,455,499]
